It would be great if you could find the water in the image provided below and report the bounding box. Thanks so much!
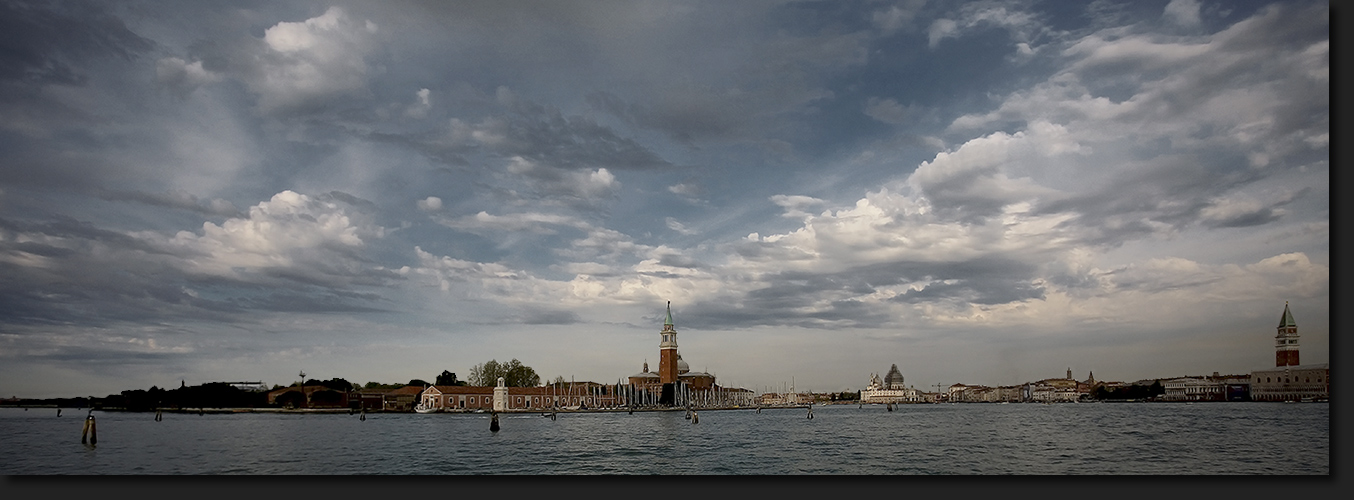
[0,403,1328,475]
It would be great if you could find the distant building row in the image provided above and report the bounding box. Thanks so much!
[863,303,1328,404]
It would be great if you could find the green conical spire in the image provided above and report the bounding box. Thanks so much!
[664,301,673,327]
[1278,302,1296,328]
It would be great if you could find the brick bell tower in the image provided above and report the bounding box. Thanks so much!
[658,301,679,385]
[1275,302,1299,367]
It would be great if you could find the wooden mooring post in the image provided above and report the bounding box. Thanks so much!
[81,414,97,445]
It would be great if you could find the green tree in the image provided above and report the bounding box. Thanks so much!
[1148,380,1165,398]
[408,379,430,387]
[469,359,541,387]
[435,370,464,386]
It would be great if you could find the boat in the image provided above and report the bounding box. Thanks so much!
[414,403,437,414]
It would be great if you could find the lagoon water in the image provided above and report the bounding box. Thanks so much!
[0,403,1328,475]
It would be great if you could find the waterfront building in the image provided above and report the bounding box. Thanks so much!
[627,361,661,391]
[1162,377,1224,401]
[1248,303,1329,402]
[414,302,750,412]
[947,383,967,402]
[861,366,921,403]
[1026,378,1081,402]
[225,381,268,392]
[623,302,746,407]
[419,381,624,411]
[884,364,905,389]
[266,384,354,408]
[1250,364,1329,402]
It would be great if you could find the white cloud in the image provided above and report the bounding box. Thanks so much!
[928,2,1044,50]
[249,7,379,111]
[435,210,590,235]
[155,57,221,97]
[1162,0,1202,27]
[928,18,959,48]
[907,123,1073,216]
[872,0,928,35]
[502,156,620,205]
[668,183,700,197]
[666,217,697,235]
[405,88,432,119]
[154,190,381,282]
[769,194,827,219]
[416,196,442,212]
[863,97,912,125]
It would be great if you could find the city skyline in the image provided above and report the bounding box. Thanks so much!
[0,1,1329,398]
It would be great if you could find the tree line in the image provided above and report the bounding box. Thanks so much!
[1,359,545,409]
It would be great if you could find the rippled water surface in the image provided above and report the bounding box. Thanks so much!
[0,403,1328,475]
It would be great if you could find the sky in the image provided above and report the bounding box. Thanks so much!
[0,0,1330,398]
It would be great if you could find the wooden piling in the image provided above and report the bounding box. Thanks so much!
[81,415,97,445]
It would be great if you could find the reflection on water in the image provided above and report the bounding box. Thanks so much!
[0,403,1328,475]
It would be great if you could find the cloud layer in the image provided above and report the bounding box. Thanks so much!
[0,1,1328,396]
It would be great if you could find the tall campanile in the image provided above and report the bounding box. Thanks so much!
[658,301,679,384]
[1275,302,1300,367]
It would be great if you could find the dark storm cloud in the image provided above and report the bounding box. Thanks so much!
[12,344,183,365]
[1199,188,1308,230]
[1036,153,1272,243]
[519,309,582,325]
[228,290,390,314]
[655,253,704,269]
[678,256,1044,330]
[99,189,243,218]
[0,0,1328,397]
[487,91,674,172]
[0,0,153,85]
[892,278,1045,305]
[319,191,379,214]
[682,297,896,331]
[587,90,759,146]
[0,193,402,333]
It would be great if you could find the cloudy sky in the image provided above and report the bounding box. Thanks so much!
[0,0,1329,397]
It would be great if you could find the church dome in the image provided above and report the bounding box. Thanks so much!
[676,353,690,374]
